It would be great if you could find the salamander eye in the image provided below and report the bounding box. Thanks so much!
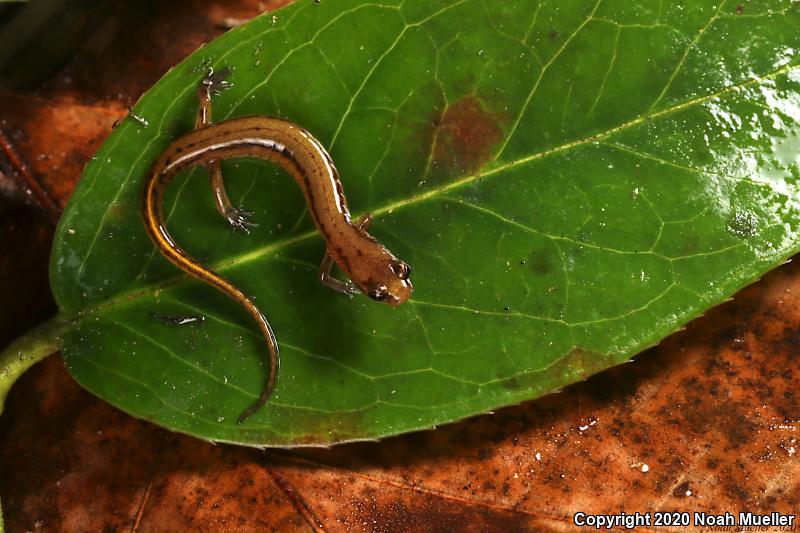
[391,261,411,280]
[367,284,389,302]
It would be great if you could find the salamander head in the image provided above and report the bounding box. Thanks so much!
[364,259,413,306]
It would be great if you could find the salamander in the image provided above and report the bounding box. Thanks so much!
[142,68,412,423]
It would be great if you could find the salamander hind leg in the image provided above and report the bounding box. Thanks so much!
[207,161,259,233]
[317,213,373,297]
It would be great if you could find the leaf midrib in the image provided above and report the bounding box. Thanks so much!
[65,61,798,324]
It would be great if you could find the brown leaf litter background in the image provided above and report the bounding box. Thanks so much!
[0,1,797,531]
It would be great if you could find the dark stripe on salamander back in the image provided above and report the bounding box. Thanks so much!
[161,121,344,247]
[324,153,348,216]
[296,159,330,242]
[291,131,340,228]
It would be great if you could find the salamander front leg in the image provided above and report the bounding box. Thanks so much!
[318,213,373,297]
[196,67,232,128]
[208,161,259,233]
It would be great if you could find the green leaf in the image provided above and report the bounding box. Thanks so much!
[47,0,800,446]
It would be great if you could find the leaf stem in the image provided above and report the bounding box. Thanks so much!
[0,314,69,414]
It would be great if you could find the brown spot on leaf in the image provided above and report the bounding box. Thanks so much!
[499,347,621,401]
[280,408,367,446]
[430,95,503,179]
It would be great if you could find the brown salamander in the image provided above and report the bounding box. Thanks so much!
[142,68,413,423]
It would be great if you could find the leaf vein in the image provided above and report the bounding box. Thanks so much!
[648,0,728,111]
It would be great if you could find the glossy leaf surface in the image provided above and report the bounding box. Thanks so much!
[51,0,800,445]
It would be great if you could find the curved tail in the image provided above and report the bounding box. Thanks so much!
[142,171,279,424]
